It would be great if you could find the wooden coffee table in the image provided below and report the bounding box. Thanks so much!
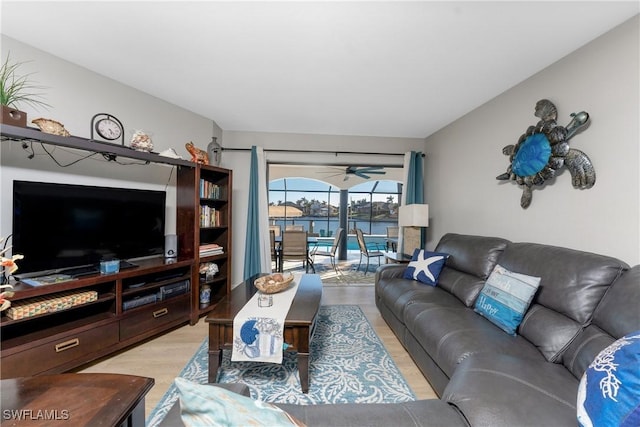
[206,273,322,393]
[0,373,153,427]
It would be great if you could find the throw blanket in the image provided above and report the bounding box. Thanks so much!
[231,274,301,364]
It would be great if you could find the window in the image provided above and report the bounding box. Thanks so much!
[268,178,402,237]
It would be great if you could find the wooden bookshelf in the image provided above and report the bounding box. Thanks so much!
[177,164,232,324]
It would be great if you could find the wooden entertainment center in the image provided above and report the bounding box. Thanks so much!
[0,124,232,379]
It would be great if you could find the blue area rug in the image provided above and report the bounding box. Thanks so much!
[146,304,415,426]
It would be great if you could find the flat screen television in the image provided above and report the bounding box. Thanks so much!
[12,180,166,278]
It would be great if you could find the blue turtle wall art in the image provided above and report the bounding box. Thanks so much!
[497,99,596,208]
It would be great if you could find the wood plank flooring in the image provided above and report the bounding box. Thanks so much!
[77,284,437,419]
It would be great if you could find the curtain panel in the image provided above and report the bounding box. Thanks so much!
[243,146,272,280]
[399,151,425,255]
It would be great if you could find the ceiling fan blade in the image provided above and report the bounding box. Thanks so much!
[322,173,345,179]
[317,167,348,174]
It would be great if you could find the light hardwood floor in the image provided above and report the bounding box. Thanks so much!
[77,284,437,418]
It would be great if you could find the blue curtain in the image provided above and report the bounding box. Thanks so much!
[243,146,262,280]
[405,151,424,204]
[400,151,425,254]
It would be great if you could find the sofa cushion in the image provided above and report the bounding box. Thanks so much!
[435,234,510,279]
[473,264,540,335]
[174,378,304,426]
[443,353,579,427]
[434,234,509,306]
[405,306,544,377]
[562,265,640,379]
[403,249,448,286]
[590,265,640,337]
[497,242,628,362]
[433,268,488,307]
[577,330,640,427]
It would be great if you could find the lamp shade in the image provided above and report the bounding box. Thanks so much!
[398,204,429,227]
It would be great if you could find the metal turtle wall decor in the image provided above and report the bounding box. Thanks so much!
[496,99,595,208]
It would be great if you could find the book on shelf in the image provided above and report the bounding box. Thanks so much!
[200,249,224,256]
[200,244,223,249]
[199,243,224,256]
[199,180,222,199]
[200,206,221,227]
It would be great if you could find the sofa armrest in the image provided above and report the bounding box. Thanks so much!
[375,264,407,282]
[277,399,468,427]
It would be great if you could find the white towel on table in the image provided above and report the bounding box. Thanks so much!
[231,273,301,364]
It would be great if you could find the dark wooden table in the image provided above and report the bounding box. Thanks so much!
[384,251,413,264]
[0,373,154,427]
[206,274,323,393]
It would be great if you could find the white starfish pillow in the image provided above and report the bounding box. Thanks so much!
[403,249,449,286]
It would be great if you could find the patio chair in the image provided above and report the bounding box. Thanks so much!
[386,226,399,251]
[270,229,280,272]
[355,228,385,275]
[311,227,344,273]
[285,225,304,231]
[269,224,281,237]
[280,230,311,272]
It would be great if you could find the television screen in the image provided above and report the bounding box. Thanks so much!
[12,180,166,277]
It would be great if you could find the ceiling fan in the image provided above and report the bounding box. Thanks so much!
[320,165,386,181]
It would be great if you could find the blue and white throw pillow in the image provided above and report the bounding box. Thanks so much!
[577,331,640,427]
[403,249,449,286]
[175,377,304,427]
[473,264,540,336]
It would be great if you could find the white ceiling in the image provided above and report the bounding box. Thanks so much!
[2,1,638,139]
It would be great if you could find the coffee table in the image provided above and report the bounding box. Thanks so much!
[0,373,153,427]
[206,273,323,393]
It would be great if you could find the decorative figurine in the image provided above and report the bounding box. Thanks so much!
[130,130,153,152]
[185,141,209,165]
[207,137,222,166]
[496,99,595,208]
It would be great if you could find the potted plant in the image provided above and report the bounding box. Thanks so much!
[1,52,50,127]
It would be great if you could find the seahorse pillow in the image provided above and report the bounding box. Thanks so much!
[473,264,540,335]
[403,249,449,286]
[175,377,305,427]
[577,331,640,427]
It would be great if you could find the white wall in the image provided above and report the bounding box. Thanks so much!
[1,36,216,242]
[218,131,425,284]
[423,16,639,265]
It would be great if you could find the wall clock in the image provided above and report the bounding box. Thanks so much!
[91,113,124,146]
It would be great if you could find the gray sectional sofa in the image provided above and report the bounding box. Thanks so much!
[371,233,639,426]
[159,233,640,426]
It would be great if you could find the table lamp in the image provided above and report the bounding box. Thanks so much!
[398,204,429,257]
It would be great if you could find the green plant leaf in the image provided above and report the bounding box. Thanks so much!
[1,52,51,110]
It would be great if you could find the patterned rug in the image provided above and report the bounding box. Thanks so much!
[282,255,384,286]
[146,305,415,426]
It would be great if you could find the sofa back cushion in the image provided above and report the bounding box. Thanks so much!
[497,242,628,362]
[563,265,640,379]
[434,233,509,306]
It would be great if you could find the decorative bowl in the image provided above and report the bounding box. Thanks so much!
[254,272,294,294]
[31,118,71,137]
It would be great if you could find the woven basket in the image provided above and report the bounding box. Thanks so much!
[254,273,295,294]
